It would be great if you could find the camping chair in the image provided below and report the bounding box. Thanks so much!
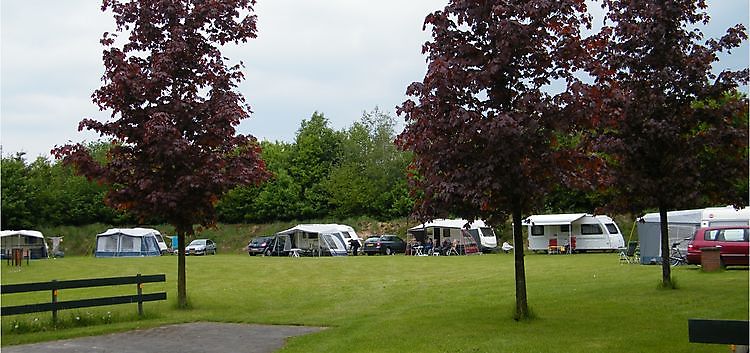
[548,239,559,254]
[619,241,639,264]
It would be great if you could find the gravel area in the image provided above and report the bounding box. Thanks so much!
[3,322,326,353]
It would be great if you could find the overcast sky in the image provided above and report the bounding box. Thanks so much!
[1,0,748,160]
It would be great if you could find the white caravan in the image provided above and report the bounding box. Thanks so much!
[407,219,498,253]
[523,213,625,252]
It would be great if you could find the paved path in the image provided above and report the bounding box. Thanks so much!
[3,322,326,353]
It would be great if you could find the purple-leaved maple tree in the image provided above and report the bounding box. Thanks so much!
[397,0,593,320]
[53,0,269,308]
[589,0,748,287]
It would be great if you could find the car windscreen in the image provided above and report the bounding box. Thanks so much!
[189,240,206,246]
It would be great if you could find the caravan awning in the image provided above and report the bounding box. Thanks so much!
[0,230,44,239]
[408,219,487,231]
[639,209,703,224]
[523,214,587,226]
[276,224,341,235]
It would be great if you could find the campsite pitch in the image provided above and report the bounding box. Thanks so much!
[1,322,325,353]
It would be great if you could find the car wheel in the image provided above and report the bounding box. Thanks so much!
[385,247,393,255]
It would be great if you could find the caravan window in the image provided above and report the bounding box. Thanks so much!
[560,225,570,232]
[581,224,603,235]
[531,225,544,236]
[480,227,495,238]
[604,224,619,234]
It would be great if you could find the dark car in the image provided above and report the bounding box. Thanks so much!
[363,235,406,255]
[247,236,273,256]
[687,226,749,267]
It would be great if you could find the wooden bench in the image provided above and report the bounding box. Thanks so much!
[1,274,166,323]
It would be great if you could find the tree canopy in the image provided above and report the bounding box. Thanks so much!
[588,0,749,287]
[397,0,592,320]
[52,0,268,308]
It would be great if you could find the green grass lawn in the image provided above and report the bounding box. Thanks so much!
[1,253,747,352]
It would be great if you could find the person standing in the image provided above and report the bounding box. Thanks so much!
[350,238,360,256]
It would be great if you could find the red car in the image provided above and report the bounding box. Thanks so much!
[686,226,749,267]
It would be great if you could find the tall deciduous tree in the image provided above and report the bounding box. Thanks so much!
[53,0,268,308]
[590,0,748,287]
[398,0,591,320]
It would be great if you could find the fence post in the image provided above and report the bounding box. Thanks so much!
[136,273,144,317]
[51,280,58,324]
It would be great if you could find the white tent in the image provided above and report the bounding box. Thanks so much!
[273,224,351,256]
[95,228,162,258]
[0,230,48,259]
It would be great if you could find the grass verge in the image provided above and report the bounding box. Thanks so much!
[1,253,747,352]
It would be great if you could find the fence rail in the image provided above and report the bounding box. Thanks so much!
[1,274,167,322]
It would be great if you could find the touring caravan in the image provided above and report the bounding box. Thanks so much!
[523,214,625,252]
[0,230,49,259]
[407,219,498,253]
[700,206,750,227]
[269,224,355,256]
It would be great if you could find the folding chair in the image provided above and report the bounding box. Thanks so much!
[619,241,639,264]
[548,239,559,254]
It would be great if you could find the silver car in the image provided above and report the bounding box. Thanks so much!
[185,239,217,255]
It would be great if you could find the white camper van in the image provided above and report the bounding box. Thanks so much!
[524,214,624,252]
[407,219,498,253]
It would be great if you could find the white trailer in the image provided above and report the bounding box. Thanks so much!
[523,213,625,252]
[407,219,498,253]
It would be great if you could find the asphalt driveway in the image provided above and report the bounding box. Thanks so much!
[3,322,326,353]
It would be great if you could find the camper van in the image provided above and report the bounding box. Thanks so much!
[407,219,498,253]
[524,214,625,252]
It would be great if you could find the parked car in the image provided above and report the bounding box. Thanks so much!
[247,236,272,256]
[185,239,217,255]
[363,235,406,255]
[687,226,749,267]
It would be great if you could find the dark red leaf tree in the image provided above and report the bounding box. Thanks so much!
[52,0,269,308]
[588,0,748,287]
[397,0,592,320]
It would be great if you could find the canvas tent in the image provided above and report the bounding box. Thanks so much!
[272,224,351,256]
[637,206,750,264]
[95,228,162,258]
[0,230,48,259]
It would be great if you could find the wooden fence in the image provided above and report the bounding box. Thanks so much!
[1,274,167,322]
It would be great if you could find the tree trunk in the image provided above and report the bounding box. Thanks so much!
[659,206,672,288]
[512,207,529,320]
[176,224,189,308]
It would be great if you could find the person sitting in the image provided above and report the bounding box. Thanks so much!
[424,237,434,255]
[441,239,451,255]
